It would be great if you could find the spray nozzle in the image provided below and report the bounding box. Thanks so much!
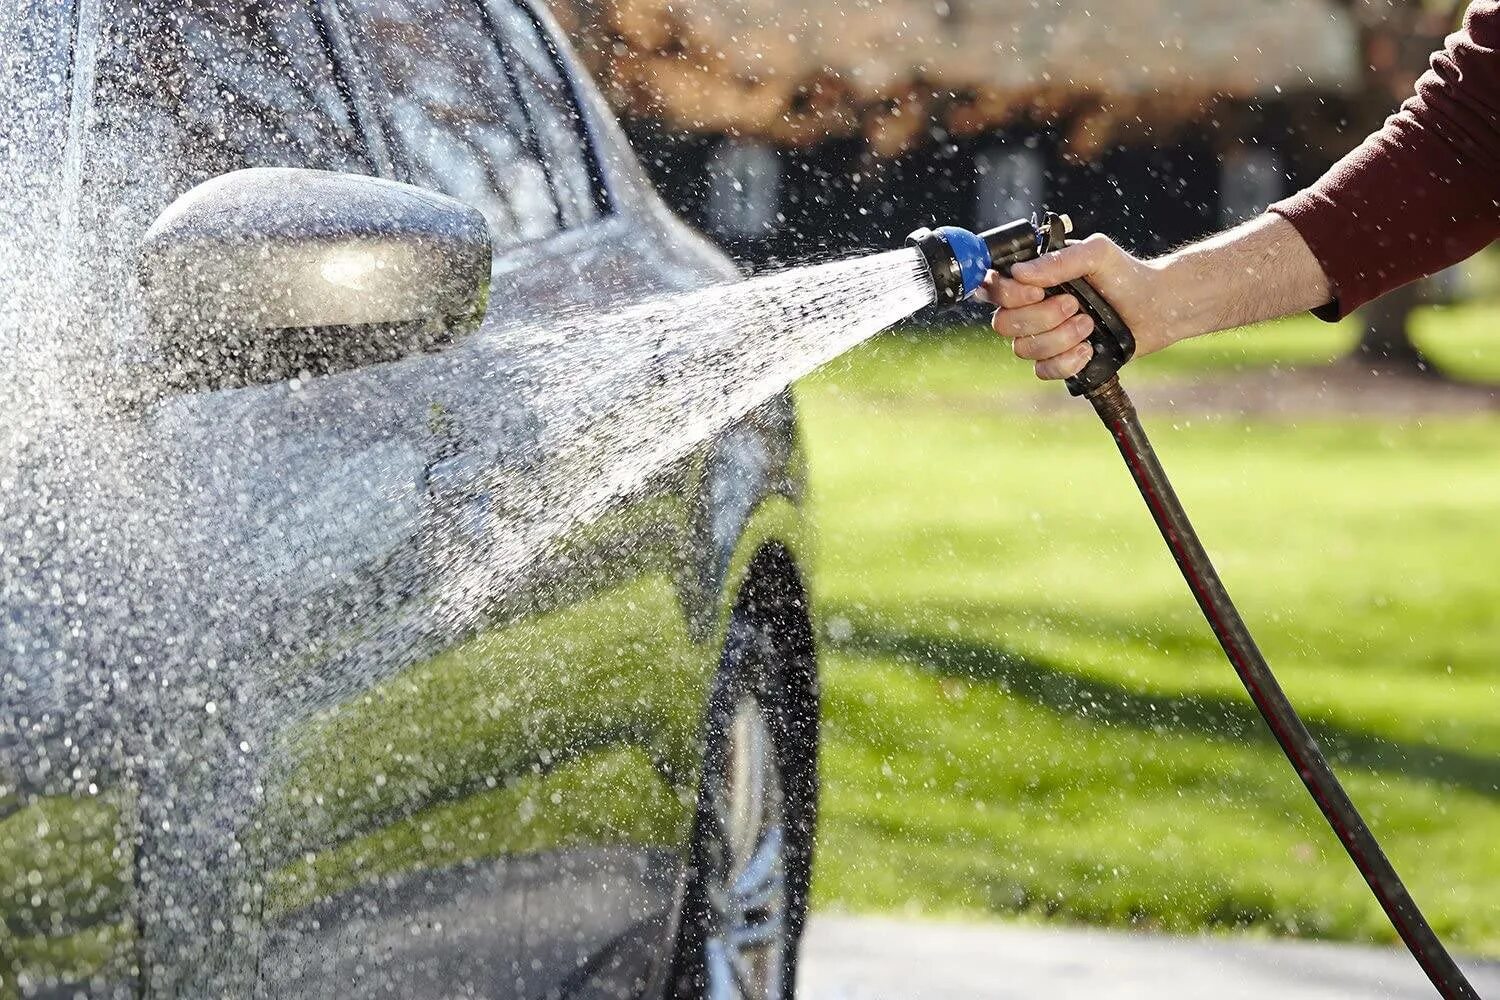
[906,214,1073,304]
[905,212,1135,396]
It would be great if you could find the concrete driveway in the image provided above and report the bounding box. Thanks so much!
[798,914,1500,999]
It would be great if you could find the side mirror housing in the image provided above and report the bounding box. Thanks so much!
[138,168,492,391]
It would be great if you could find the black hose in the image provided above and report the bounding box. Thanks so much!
[1085,376,1479,1000]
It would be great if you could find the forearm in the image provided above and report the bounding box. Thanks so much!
[1149,213,1332,344]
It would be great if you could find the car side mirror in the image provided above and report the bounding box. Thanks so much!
[138,168,492,392]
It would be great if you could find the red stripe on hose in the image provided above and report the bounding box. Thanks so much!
[1103,414,1433,961]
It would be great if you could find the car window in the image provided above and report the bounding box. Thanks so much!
[96,0,370,182]
[342,0,561,251]
[486,0,603,226]
[77,0,373,352]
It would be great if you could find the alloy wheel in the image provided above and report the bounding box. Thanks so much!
[702,693,788,1000]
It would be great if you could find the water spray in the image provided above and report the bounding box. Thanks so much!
[906,213,1478,999]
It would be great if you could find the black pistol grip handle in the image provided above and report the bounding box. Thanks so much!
[1053,276,1135,396]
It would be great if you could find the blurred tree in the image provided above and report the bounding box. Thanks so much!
[1340,0,1467,374]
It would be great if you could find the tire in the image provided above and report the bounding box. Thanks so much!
[670,554,818,1000]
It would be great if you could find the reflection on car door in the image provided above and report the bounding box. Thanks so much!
[254,2,717,997]
[63,3,450,994]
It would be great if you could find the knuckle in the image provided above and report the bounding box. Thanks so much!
[1000,304,1044,338]
[1004,277,1040,305]
[1082,232,1116,262]
[1020,310,1052,337]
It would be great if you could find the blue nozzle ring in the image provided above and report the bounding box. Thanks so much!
[932,226,992,299]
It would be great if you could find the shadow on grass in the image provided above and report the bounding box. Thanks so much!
[833,624,1500,802]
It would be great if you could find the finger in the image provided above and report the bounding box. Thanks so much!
[976,271,1045,308]
[1011,233,1113,288]
[990,294,1080,339]
[1034,342,1093,381]
[1012,314,1094,361]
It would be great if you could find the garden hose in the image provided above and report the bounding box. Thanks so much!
[1085,374,1477,1000]
[909,214,1480,999]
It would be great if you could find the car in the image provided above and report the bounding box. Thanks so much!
[0,1,819,997]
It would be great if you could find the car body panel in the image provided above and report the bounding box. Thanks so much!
[0,1,810,997]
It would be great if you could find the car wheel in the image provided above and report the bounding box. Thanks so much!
[672,563,817,1000]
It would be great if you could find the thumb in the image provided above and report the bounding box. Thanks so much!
[1010,235,1110,288]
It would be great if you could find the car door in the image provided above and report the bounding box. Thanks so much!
[251,3,721,997]
[72,2,531,994]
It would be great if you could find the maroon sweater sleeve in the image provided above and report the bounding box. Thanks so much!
[1269,1,1500,320]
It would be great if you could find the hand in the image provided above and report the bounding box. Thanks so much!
[975,234,1182,381]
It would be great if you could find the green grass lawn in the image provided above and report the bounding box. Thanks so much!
[796,302,1500,952]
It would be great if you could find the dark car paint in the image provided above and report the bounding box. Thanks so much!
[0,1,811,996]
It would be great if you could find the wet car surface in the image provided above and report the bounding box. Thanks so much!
[0,2,818,997]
